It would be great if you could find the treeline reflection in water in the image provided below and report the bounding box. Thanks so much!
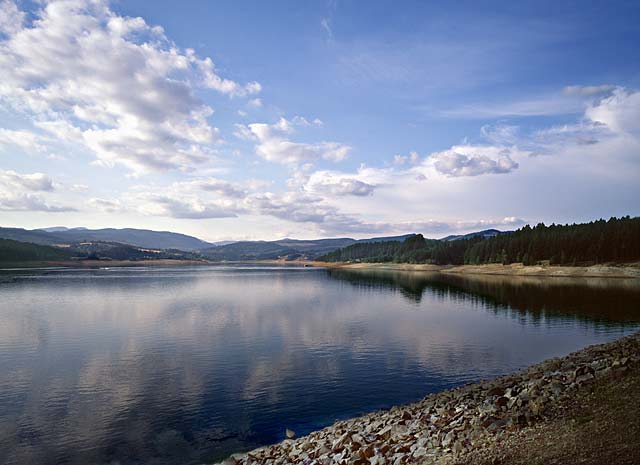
[326,269,640,325]
[0,266,638,465]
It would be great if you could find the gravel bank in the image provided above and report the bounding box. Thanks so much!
[216,332,640,465]
[309,262,640,279]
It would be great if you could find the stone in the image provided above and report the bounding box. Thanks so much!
[213,332,640,465]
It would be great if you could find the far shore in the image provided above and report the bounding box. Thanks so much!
[0,259,212,269]
[2,259,639,279]
[304,261,640,279]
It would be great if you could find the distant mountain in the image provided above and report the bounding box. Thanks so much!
[0,227,65,245]
[68,241,200,261]
[199,235,419,261]
[359,234,416,243]
[0,227,213,251]
[200,241,298,261]
[441,229,504,241]
[36,226,71,232]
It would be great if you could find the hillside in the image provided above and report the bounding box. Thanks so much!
[0,227,212,251]
[199,235,417,261]
[0,238,72,263]
[441,228,504,241]
[319,216,640,266]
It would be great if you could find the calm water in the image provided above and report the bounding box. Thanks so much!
[1,265,639,464]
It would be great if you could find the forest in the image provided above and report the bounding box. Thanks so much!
[0,238,72,263]
[318,216,640,266]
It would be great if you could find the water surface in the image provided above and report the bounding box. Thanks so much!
[1,265,639,464]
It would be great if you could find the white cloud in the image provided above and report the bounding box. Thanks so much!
[128,192,238,219]
[291,115,324,127]
[0,0,260,173]
[87,197,122,213]
[304,170,376,196]
[172,178,247,198]
[429,145,519,176]
[0,170,74,212]
[480,124,519,145]
[0,128,47,153]
[585,88,640,136]
[0,170,54,192]
[0,0,25,36]
[393,151,420,166]
[239,117,351,164]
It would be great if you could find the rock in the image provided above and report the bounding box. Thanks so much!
[213,332,640,465]
[442,430,455,448]
[487,386,505,397]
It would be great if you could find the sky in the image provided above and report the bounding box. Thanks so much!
[0,0,639,241]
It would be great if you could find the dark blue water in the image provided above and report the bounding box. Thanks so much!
[1,265,639,464]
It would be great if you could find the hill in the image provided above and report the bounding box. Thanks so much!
[319,216,640,266]
[440,229,504,241]
[199,235,418,261]
[0,227,212,251]
[0,238,72,263]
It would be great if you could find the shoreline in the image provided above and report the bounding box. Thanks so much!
[306,261,640,279]
[2,260,639,279]
[217,331,640,465]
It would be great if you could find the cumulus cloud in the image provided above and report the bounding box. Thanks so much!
[0,0,25,36]
[0,170,54,191]
[393,151,420,166]
[0,0,260,173]
[172,178,247,198]
[304,170,377,196]
[0,128,47,153]
[430,146,519,176]
[585,88,640,136]
[87,197,122,213]
[237,117,351,164]
[0,170,75,212]
[129,192,238,219]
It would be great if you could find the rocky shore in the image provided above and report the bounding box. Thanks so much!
[217,332,640,465]
[309,261,640,279]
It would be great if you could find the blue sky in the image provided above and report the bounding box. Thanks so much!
[0,0,639,240]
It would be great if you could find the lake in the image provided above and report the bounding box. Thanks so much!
[1,265,639,464]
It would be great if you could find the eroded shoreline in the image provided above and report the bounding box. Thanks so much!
[307,261,640,279]
[216,332,640,465]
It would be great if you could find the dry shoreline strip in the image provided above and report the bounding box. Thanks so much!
[306,261,640,279]
[3,260,639,279]
[216,332,640,465]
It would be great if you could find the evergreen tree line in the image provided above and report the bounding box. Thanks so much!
[318,216,640,266]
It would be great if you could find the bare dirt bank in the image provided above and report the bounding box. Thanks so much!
[307,261,640,279]
[217,332,640,465]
